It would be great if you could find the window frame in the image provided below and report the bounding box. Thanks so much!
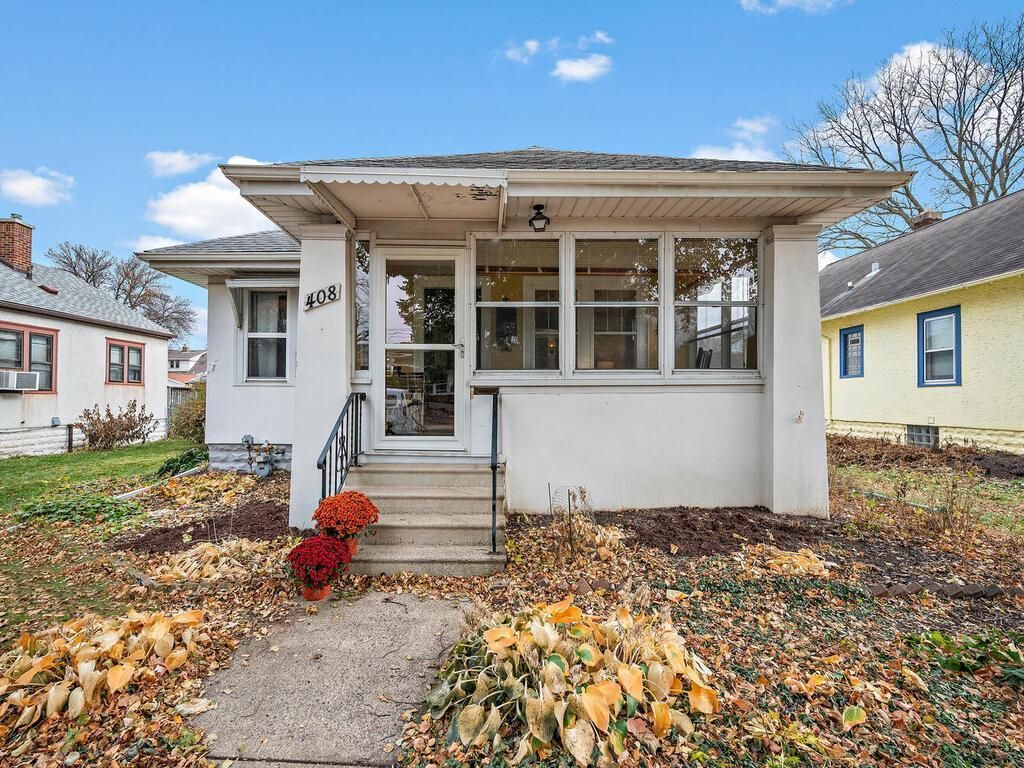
[917,306,961,387]
[242,288,292,383]
[469,232,566,379]
[839,324,864,379]
[105,338,145,386]
[670,234,761,375]
[0,321,58,394]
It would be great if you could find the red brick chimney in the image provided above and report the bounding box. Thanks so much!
[911,209,942,230]
[0,213,33,275]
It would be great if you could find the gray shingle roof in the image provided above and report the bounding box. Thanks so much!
[271,147,850,173]
[139,230,298,256]
[820,189,1024,318]
[0,263,172,337]
[168,348,206,360]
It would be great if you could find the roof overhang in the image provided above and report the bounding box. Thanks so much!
[136,250,301,287]
[222,163,913,239]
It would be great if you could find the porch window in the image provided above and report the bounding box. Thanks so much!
[353,239,370,372]
[917,306,960,386]
[475,239,560,371]
[673,237,758,370]
[245,290,288,380]
[574,238,659,370]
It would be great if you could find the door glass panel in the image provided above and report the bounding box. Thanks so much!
[386,259,455,344]
[385,349,455,436]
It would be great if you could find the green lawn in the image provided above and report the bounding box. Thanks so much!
[0,439,193,515]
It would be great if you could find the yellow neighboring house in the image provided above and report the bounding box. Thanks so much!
[820,190,1024,453]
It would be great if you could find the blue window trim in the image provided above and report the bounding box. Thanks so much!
[917,305,961,387]
[838,324,864,379]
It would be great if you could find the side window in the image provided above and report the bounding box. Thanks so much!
[108,343,125,382]
[918,307,961,386]
[839,325,864,378]
[245,290,289,380]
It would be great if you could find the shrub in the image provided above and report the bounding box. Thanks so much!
[17,492,142,525]
[312,491,379,538]
[157,445,210,477]
[76,399,157,450]
[285,536,352,588]
[169,383,205,443]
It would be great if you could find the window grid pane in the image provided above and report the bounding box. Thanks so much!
[249,292,288,334]
[108,344,125,382]
[29,334,53,390]
[0,329,23,369]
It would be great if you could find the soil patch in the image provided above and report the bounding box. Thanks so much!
[112,501,293,554]
[828,434,1024,480]
[594,506,839,557]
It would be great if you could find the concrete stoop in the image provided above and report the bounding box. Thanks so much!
[344,462,506,576]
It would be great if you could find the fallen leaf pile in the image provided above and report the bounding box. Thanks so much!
[153,473,256,507]
[147,538,292,584]
[425,598,718,766]
[765,545,832,577]
[0,609,205,756]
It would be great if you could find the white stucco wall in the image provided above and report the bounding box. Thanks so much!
[0,309,168,457]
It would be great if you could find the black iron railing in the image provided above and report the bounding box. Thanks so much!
[317,392,366,500]
[489,390,500,554]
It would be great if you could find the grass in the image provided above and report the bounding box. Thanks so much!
[835,464,1024,535]
[0,438,193,515]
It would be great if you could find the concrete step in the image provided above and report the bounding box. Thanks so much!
[348,544,505,577]
[362,513,505,546]
[348,462,502,489]
[344,485,503,516]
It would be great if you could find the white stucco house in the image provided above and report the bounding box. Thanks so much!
[140,148,908,574]
[1,215,172,457]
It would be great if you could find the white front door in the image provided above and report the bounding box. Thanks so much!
[372,247,468,451]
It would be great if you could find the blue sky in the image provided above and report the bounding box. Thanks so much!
[1,0,1019,348]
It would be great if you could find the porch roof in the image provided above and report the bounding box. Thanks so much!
[222,148,911,240]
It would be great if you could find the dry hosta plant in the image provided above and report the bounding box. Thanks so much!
[426,597,719,766]
[0,609,206,753]
[153,471,256,506]
[147,537,292,584]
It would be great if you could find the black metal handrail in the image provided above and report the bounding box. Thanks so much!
[317,392,366,500]
[489,390,500,554]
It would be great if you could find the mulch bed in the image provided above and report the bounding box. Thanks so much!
[112,501,293,554]
[828,433,1024,479]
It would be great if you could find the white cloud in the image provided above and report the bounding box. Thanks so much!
[0,167,74,206]
[551,53,612,82]
[818,250,839,270]
[505,39,540,64]
[146,155,272,239]
[691,115,781,161]
[128,235,184,252]
[740,0,846,14]
[146,150,218,177]
[577,30,613,49]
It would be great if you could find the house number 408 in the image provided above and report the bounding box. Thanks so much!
[304,283,341,311]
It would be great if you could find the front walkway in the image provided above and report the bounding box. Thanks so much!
[194,591,465,767]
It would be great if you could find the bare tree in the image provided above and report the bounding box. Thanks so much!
[44,242,115,287]
[789,13,1024,252]
[46,246,197,344]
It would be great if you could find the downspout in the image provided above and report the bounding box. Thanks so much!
[821,333,833,424]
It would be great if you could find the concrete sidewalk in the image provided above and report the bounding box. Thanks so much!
[194,591,466,767]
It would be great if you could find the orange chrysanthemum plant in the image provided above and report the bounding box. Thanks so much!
[313,490,380,540]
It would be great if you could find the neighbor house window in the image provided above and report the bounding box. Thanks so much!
[0,323,57,392]
[575,238,659,370]
[475,239,560,371]
[839,325,864,378]
[107,340,144,385]
[246,290,288,380]
[917,306,960,386]
[354,239,370,372]
[673,237,758,370]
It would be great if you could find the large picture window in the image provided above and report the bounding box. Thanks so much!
[245,290,289,380]
[0,323,57,392]
[673,237,758,370]
[475,239,560,371]
[918,306,960,386]
[574,238,659,370]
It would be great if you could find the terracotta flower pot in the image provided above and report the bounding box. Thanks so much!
[302,584,331,601]
[345,537,360,557]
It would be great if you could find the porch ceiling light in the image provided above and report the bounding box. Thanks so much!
[528,204,550,233]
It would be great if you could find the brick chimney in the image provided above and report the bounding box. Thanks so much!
[911,209,942,230]
[0,213,33,276]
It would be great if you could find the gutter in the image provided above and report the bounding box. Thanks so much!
[0,300,174,340]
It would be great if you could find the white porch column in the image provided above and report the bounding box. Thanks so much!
[763,225,829,517]
[289,225,351,528]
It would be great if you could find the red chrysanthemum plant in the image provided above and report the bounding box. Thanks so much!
[286,535,352,601]
[312,490,380,555]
